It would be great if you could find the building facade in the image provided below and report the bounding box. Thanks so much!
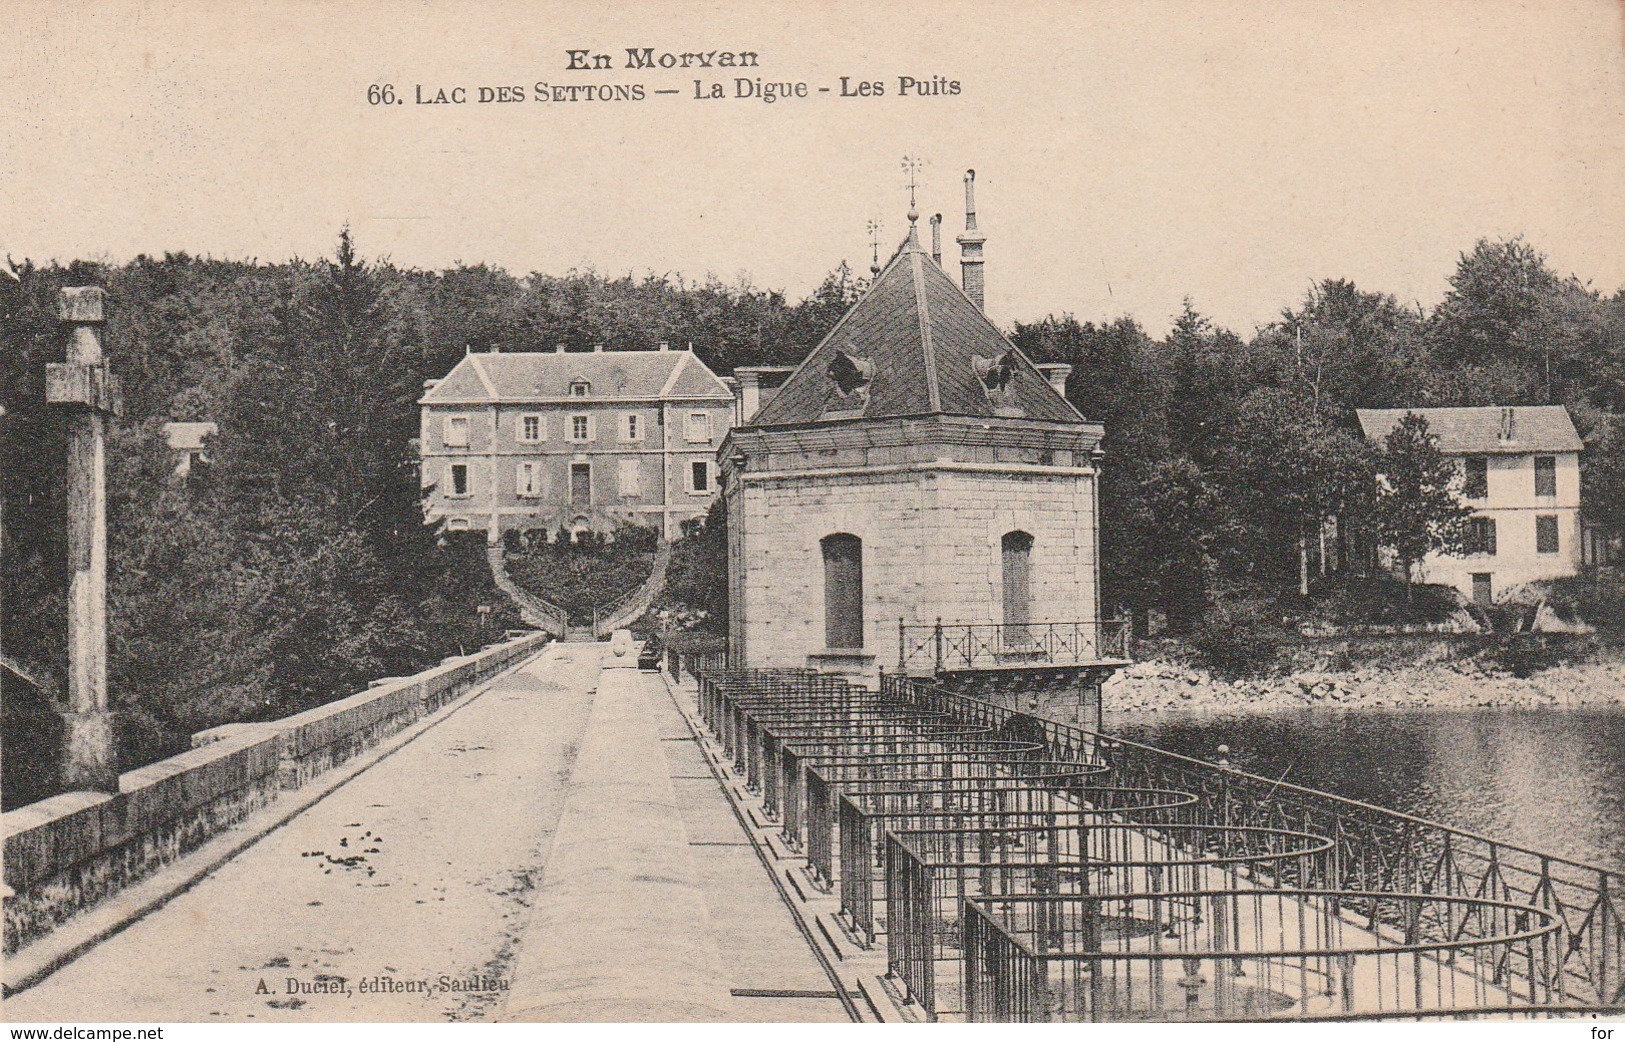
[419,346,734,541]
[722,179,1109,685]
[1356,405,1585,603]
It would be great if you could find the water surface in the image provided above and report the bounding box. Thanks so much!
[1104,705,1625,872]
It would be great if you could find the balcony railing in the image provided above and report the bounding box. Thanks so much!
[897,619,1131,674]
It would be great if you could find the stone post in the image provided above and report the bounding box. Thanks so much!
[46,286,122,791]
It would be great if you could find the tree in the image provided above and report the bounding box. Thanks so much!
[1429,237,1602,404]
[1222,388,1374,596]
[1581,413,1625,537]
[1368,414,1475,599]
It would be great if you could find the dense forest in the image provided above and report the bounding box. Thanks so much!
[4,231,1623,806]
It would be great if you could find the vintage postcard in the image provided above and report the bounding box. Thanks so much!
[3,0,1623,1032]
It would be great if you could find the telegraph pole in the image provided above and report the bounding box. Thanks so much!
[45,286,122,791]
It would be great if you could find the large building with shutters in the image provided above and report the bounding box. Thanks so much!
[720,176,1110,684]
[419,346,735,541]
[1355,405,1585,604]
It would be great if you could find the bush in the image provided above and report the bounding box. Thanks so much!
[1479,632,1595,677]
[1191,596,1288,678]
[1541,569,1625,633]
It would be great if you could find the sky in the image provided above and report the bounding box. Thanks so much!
[3,0,1622,336]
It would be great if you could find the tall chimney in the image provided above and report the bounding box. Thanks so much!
[1037,363,1072,399]
[929,213,942,265]
[956,169,987,311]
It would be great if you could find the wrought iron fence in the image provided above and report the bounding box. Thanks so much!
[898,619,1132,674]
[886,821,1334,1018]
[962,889,1566,1022]
[883,673,1625,1011]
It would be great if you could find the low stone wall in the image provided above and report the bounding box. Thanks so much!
[2,631,549,955]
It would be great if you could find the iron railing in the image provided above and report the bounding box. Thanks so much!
[898,619,1131,674]
[962,890,1566,1022]
[883,674,1625,1010]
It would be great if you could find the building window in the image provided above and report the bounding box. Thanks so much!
[1464,456,1488,499]
[1467,516,1497,556]
[1001,531,1034,645]
[685,411,711,443]
[1472,572,1493,606]
[448,463,470,497]
[619,458,642,497]
[1534,456,1556,498]
[443,415,470,447]
[620,412,642,442]
[690,460,711,493]
[516,462,541,498]
[519,414,544,443]
[570,380,590,398]
[822,534,863,650]
[570,462,591,505]
[1536,514,1560,554]
[569,414,592,442]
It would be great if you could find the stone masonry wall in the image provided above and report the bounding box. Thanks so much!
[734,464,1097,675]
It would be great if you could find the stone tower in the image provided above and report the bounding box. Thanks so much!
[719,193,1108,685]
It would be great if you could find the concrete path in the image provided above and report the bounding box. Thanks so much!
[5,642,848,1024]
[4,644,596,1023]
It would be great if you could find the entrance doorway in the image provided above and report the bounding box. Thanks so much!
[1471,572,1493,606]
[570,463,591,506]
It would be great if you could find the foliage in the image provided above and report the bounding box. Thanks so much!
[653,498,729,633]
[1368,414,1476,588]
[503,524,659,626]
[1190,593,1288,678]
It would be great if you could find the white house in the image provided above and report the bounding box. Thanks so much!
[1356,405,1584,604]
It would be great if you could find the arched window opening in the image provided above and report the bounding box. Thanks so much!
[1002,530,1034,645]
[822,534,864,650]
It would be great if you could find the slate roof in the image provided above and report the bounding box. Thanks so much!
[747,234,1084,427]
[1355,406,1583,455]
[420,350,731,404]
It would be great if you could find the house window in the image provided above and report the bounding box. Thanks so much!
[570,380,590,398]
[1464,456,1488,499]
[822,534,863,650]
[448,463,470,497]
[569,414,592,442]
[1002,531,1034,644]
[619,458,642,497]
[516,462,541,498]
[1534,456,1556,498]
[519,414,544,443]
[570,462,591,505]
[690,460,711,493]
[1467,516,1497,556]
[621,413,642,442]
[443,415,470,447]
[685,411,711,443]
[1536,515,1560,554]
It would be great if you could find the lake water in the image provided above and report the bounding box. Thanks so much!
[1104,705,1625,873]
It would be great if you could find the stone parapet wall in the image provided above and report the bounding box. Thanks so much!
[2,631,549,954]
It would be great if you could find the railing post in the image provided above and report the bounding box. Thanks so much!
[898,616,906,671]
[934,617,943,675]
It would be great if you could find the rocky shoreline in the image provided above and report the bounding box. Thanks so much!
[1101,656,1625,717]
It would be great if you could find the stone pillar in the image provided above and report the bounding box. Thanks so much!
[46,287,122,792]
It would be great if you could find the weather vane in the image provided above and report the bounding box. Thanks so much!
[900,155,924,219]
[867,218,883,275]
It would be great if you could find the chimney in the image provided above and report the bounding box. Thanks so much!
[736,369,762,423]
[929,214,942,265]
[658,340,670,352]
[956,169,987,311]
[1037,363,1071,399]
[553,343,566,354]
[592,343,604,353]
